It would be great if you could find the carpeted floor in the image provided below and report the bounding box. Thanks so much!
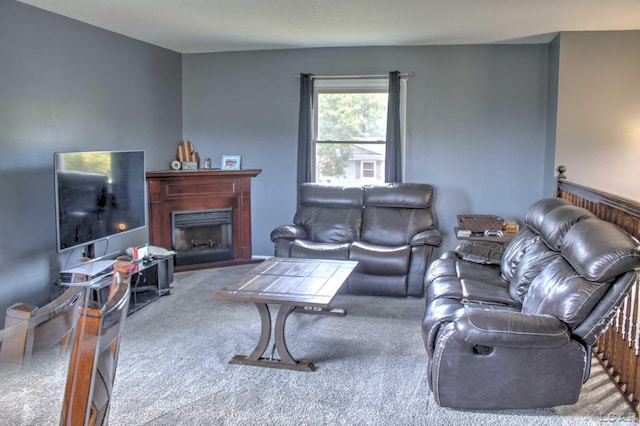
[109,265,636,425]
[0,265,636,425]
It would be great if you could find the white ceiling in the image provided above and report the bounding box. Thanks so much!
[17,0,640,54]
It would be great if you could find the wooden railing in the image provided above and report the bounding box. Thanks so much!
[557,178,640,416]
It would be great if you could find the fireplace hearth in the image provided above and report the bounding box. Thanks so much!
[147,169,261,271]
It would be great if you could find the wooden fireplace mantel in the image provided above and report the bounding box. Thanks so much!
[146,169,262,271]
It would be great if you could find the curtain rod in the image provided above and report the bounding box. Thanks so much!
[296,72,414,79]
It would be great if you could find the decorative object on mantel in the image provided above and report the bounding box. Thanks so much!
[221,155,241,170]
[177,140,200,170]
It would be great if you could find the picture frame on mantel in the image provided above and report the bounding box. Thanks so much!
[221,155,241,170]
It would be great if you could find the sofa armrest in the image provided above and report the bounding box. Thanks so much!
[410,229,442,247]
[270,225,307,242]
[453,306,570,349]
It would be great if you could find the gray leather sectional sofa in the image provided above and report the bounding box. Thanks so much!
[422,197,640,410]
[270,183,442,297]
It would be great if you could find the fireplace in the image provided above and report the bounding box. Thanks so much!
[146,169,261,271]
[172,208,233,266]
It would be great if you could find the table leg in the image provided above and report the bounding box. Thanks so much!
[274,305,297,365]
[229,303,316,372]
[246,303,271,361]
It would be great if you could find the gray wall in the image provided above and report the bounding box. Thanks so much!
[183,45,550,257]
[555,31,640,201]
[10,1,636,330]
[0,1,182,325]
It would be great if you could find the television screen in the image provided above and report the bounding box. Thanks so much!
[54,150,146,253]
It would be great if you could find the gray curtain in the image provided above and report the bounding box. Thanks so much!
[297,73,314,191]
[385,71,402,182]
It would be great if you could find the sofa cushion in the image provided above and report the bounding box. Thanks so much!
[523,197,573,230]
[363,183,433,208]
[454,261,505,286]
[500,227,540,282]
[522,257,610,327]
[426,276,464,301]
[360,183,435,246]
[299,183,363,207]
[347,273,407,297]
[361,207,433,246]
[290,240,350,260]
[509,239,562,302]
[426,257,504,288]
[536,205,593,250]
[293,208,362,243]
[561,217,640,282]
[293,184,363,244]
[349,241,411,275]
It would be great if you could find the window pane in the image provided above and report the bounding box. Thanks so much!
[317,92,388,141]
[362,162,375,178]
[315,143,385,184]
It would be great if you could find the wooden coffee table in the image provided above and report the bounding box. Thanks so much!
[213,257,358,371]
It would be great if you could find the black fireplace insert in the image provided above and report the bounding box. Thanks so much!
[171,208,233,266]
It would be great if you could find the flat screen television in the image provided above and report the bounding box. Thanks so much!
[54,150,146,257]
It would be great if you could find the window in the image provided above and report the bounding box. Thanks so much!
[361,161,376,179]
[313,78,390,184]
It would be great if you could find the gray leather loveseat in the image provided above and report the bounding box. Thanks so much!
[422,197,640,410]
[270,183,442,297]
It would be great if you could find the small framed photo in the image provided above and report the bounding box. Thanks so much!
[221,155,241,170]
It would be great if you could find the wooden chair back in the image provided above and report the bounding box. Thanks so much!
[60,259,132,426]
[0,286,83,364]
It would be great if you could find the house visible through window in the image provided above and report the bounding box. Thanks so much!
[313,78,389,184]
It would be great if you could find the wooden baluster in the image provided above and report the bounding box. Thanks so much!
[601,307,614,360]
[619,293,631,392]
[612,295,625,384]
[629,280,640,411]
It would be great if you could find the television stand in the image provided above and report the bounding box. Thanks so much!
[53,253,174,315]
[59,260,115,285]
[128,255,174,314]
